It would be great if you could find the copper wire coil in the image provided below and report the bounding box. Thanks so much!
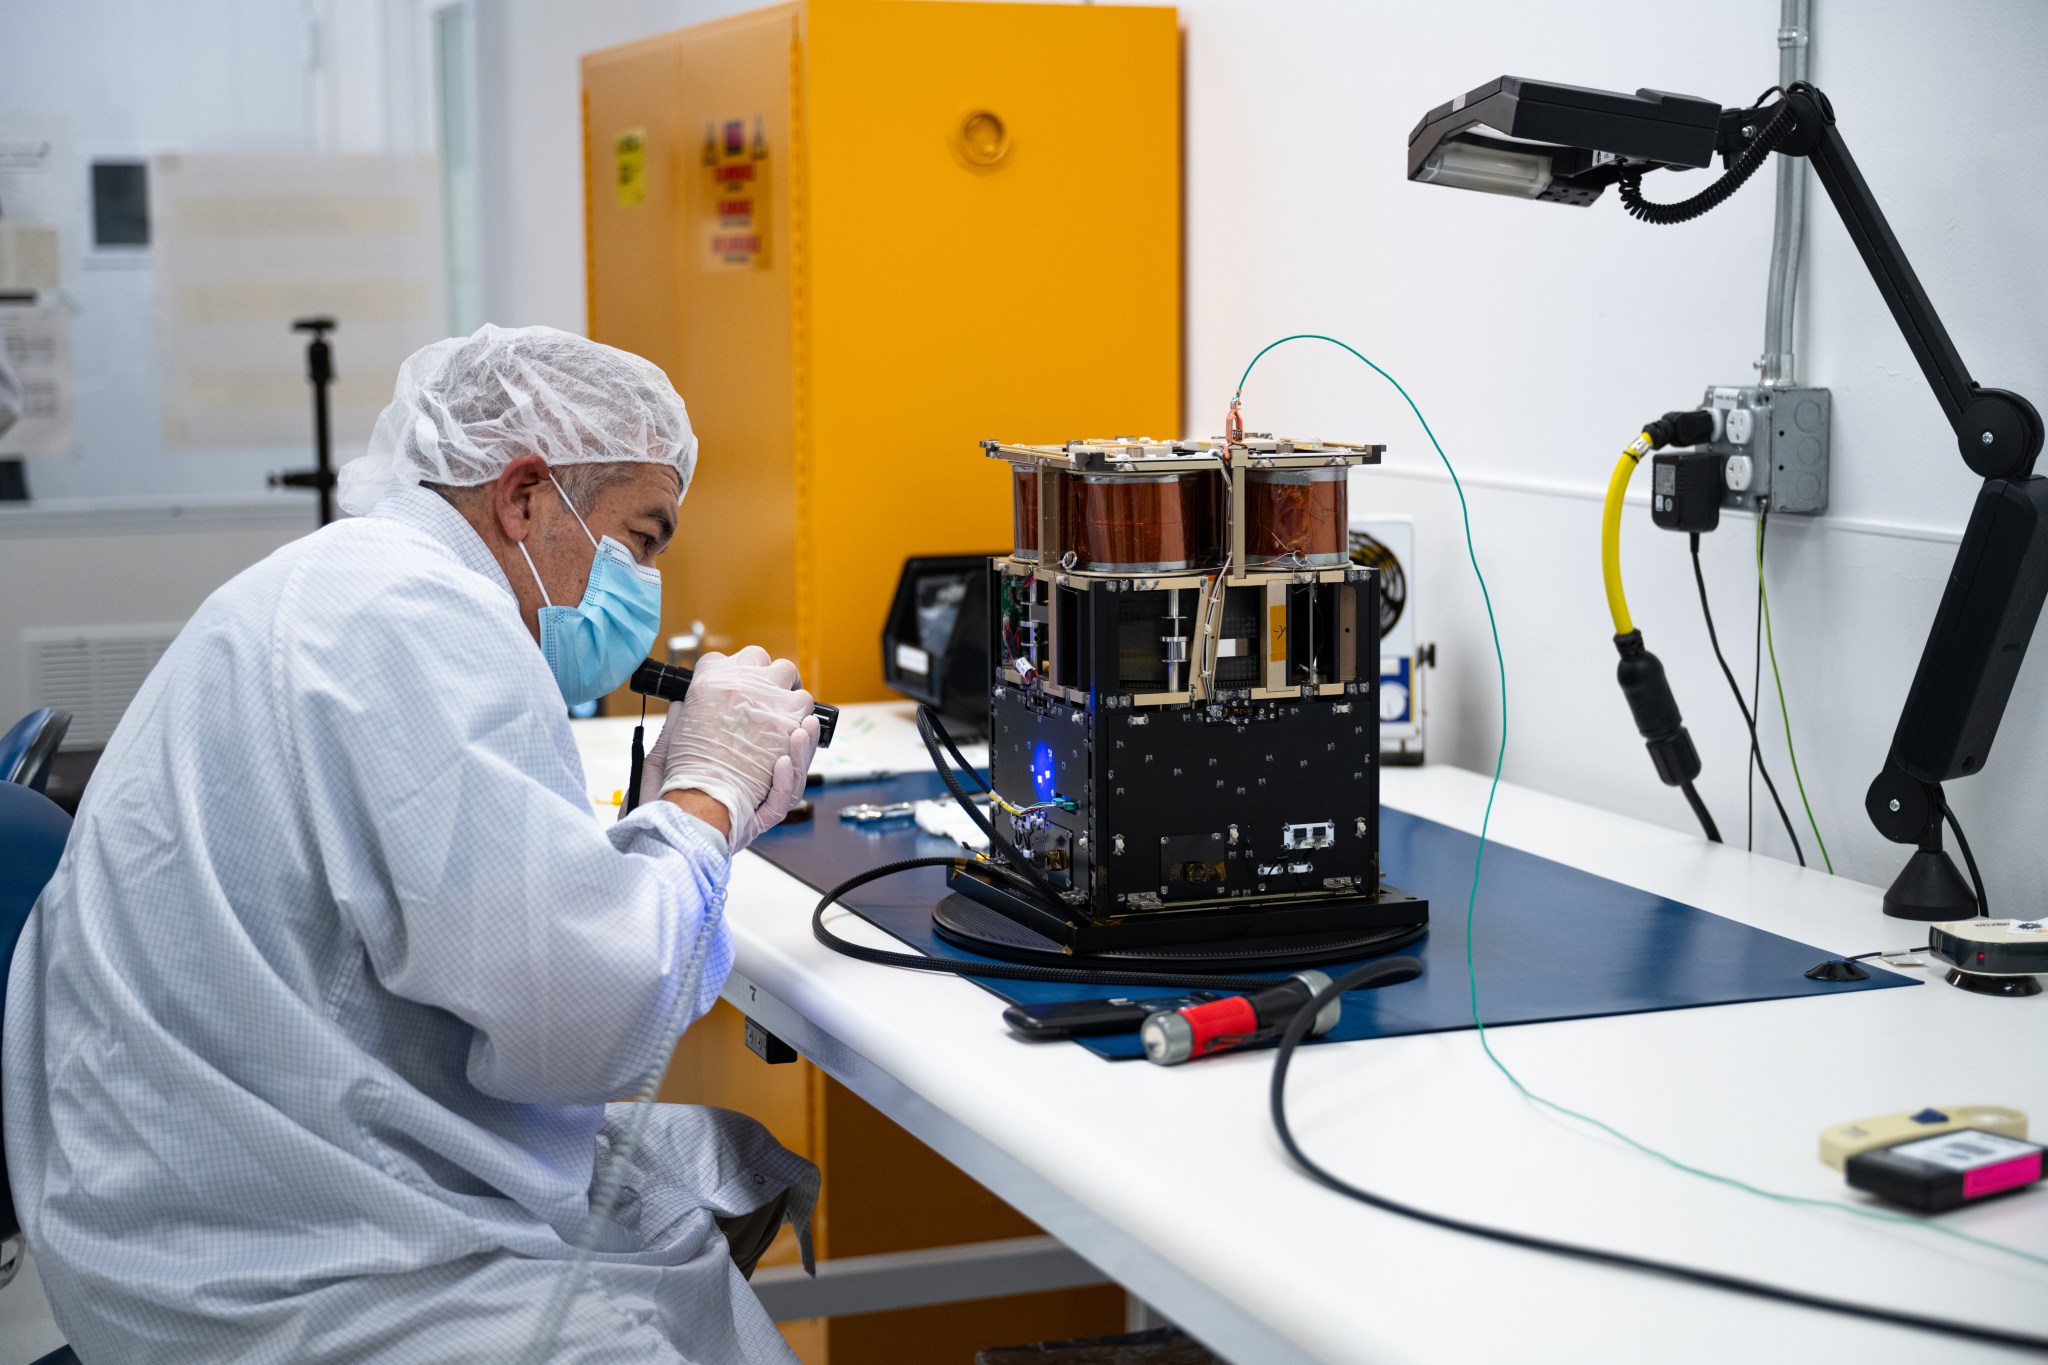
[1066,472,1220,572]
[1012,465,1042,560]
[1245,468,1348,567]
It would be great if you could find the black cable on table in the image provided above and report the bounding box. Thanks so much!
[1680,780,1723,844]
[1267,969,2048,1354]
[810,855,1343,992]
[1690,533,1804,866]
[1843,945,1928,964]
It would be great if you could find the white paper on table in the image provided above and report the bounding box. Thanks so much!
[809,702,987,784]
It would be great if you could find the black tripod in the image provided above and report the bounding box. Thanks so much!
[269,316,338,525]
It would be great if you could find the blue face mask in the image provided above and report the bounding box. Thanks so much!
[518,475,663,706]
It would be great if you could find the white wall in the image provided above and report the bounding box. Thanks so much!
[1173,0,2048,904]
[0,0,433,727]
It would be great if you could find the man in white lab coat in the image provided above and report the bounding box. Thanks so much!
[3,325,821,1362]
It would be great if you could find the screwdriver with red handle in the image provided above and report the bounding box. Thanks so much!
[1141,970,1345,1065]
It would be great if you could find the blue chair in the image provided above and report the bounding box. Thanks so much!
[0,781,79,1365]
[0,709,71,794]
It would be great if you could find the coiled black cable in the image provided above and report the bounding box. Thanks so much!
[809,856,1378,992]
[917,705,995,840]
[1618,95,1796,226]
[913,703,1079,911]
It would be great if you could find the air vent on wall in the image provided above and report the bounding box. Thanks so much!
[23,624,179,749]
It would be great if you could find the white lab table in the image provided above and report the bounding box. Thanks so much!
[578,711,2048,1364]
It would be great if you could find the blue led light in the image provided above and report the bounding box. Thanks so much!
[1029,741,1056,803]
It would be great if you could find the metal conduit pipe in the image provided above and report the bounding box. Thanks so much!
[1759,0,1811,387]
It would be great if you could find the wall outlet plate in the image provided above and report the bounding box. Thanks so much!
[1701,385,1831,516]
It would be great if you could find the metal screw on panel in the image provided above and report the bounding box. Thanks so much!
[1741,124,1756,139]
[1889,799,1901,812]
[1982,431,1996,445]
[1113,834,1125,854]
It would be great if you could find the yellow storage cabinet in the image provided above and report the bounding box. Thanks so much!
[585,4,1178,1361]
[584,0,1181,701]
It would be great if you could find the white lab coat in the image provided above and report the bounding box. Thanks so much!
[2,487,815,1363]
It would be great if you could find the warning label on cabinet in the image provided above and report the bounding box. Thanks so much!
[702,115,769,271]
[614,128,647,208]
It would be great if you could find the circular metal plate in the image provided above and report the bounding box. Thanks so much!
[931,894,1427,973]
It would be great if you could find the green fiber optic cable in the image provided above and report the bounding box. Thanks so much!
[1757,516,1834,873]
[1236,334,2044,1273]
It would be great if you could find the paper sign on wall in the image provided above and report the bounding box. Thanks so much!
[702,115,769,271]
[0,119,74,244]
[149,153,445,451]
[0,304,74,457]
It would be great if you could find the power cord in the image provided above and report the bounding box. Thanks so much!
[1749,513,1767,848]
[1679,780,1723,844]
[1690,532,1805,866]
[1756,512,1835,872]
[1618,90,1796,226]
[1939,791,1989,917]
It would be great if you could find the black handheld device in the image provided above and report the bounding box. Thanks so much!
[1002,994,1220,1040]
[628,658,839,748]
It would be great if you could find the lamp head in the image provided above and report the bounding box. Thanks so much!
[1408,77,1723,205]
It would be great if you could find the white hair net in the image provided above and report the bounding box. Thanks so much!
[337,324,697,516]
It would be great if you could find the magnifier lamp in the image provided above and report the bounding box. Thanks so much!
[1408,77,2048,922]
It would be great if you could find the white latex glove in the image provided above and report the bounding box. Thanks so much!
[741,715,821,847]
[657,646,817,852]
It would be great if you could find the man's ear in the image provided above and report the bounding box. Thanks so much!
[492,455,552,544]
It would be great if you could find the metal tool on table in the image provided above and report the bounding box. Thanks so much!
[840,802,917,825]
[1141,971,1343,1066]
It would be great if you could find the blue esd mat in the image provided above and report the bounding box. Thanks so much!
[756,773,1913,1060]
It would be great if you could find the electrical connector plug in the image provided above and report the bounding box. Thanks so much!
[1613,629,1703,787]
[1642,409,1720,450]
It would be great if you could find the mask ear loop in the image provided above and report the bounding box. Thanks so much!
[548,472,601,551]
[517,471,594,609]
[516,541,555,609]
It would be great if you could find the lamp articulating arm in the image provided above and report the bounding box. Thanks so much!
[1774,85,2048,919]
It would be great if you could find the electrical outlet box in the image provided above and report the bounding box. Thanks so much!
[1701,385,1831,516]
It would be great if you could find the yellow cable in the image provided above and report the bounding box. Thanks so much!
[1602,434,1653,635]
